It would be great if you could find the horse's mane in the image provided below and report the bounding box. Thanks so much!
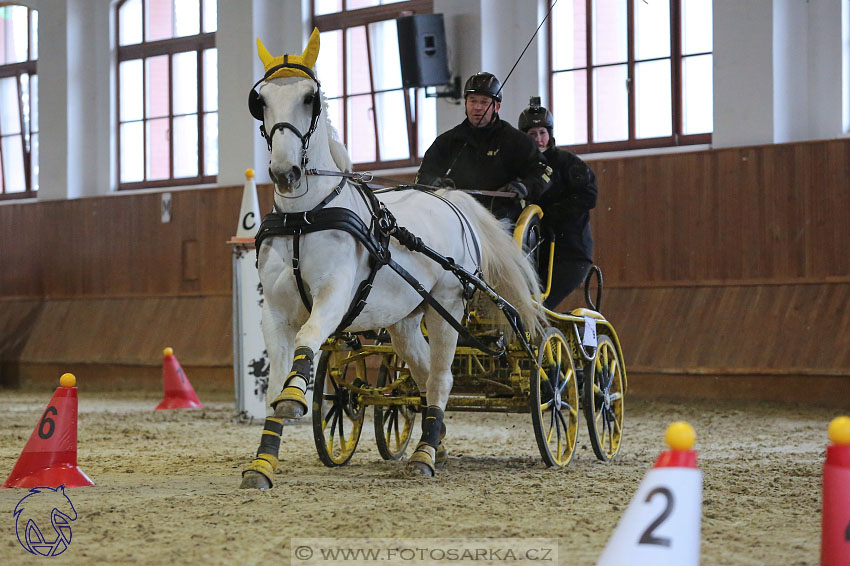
[321,92,353,173]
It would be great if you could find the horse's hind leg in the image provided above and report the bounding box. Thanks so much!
[406,305,459,477]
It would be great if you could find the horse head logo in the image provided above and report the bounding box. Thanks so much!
[13,485,78,556]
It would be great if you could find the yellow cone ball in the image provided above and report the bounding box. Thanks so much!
[665,421,696,451]
[60,373,76,388]
[828,416,850,445]
[245,168,255,179]
[163,347,174,357]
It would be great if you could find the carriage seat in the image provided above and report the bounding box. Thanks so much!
[569,307,606,321]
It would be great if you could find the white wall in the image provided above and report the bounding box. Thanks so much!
[20,0,850,200]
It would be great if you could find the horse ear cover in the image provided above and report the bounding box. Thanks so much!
[250,30,322,122]
[248,88,264,121]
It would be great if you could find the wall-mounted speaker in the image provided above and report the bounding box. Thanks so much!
[397,13,451,88]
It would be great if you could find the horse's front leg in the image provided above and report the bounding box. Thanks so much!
[270,279,354,420]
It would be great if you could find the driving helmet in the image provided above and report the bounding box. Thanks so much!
[518,96,554,132]
[463,72,502,102]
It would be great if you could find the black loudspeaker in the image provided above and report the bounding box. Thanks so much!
[397,13,451,88]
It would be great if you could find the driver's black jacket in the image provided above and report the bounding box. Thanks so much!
[416,115,552,220]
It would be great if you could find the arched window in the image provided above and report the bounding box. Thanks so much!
[313,0,437,169]
[116,0,217,190]
[0,4,37,200]
[550,0,713,153]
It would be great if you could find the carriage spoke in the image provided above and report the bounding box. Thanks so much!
[609,392,622,402]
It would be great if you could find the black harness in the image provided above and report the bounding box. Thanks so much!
[250,63,533,359]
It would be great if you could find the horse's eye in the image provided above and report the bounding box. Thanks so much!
[304,92,315,105]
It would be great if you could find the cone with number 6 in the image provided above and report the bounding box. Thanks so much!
[597,421,702,566]
[2,374,94,489]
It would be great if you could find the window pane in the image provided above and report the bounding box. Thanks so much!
[347,94,375,163]
[635,0,670,60]
[203,48,217,111]
[553,69,588,145]
[552,0,587,71]
[120,59,144,121]
[119,0,142,46]
[146,55,170,118]
[315,0,342,16]
[30,132,38,191]
[416,88,436,158]
[326,97,343,142]
[683,54,713,134]
[146,117,170,180]
[204,112,218,175]
[368,20,401,91]
[636,59,672,139]
[0,77,21,134]
[120,122,144,182]
[173,114,198,177]
[147,0,174,42]
[172,51,198,115]
[1,135,25,192]
[317,30,343,98]
[29,74,37,133]
[346,26,371,95]
[347,0,378,9]
[1,5,30,64]
[592,0,626,65]
[202,0,217,33]
[593,64,627,142]
[30,9,38,60]
[20,74,30,141]
[174,0,200,37]
[375,90,408,160]
[683,0,712,55]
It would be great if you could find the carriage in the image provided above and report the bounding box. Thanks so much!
[308,201,627,470]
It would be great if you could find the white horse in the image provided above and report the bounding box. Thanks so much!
[240,39,543,489]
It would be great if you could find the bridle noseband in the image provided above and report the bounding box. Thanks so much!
[248,58,323,168]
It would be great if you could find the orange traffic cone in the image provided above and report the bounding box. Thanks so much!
[155,347,203,410]
[2,373,94,489]
[597,421,702,565]
[821,415,850,566]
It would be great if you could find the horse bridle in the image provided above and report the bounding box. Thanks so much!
[248,58,323,167]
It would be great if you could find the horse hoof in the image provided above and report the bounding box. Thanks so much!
[273,401,306,419]
[405,461,435,478]
[435,443,448,469]
[239,470,272,490]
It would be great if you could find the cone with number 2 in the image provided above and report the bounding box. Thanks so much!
[2,374,94,489]
[597,421,702,566]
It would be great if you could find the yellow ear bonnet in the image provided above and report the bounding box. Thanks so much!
[257,28,320,82]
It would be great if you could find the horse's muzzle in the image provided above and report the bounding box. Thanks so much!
[268,164,302,191]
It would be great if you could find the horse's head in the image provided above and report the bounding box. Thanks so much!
[249,30,338,193]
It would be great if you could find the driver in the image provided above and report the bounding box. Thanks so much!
[415,72,552,222]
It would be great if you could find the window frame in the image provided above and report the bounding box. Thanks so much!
[0,3,37,201]
[548,0,712,154]
[115,0,216,191]
[312,0,435,171]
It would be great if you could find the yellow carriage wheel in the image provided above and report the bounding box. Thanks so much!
[373,355,418,460]
[513,205,545,274]
[530,327,579,467]
[312,349,366,467]
[582,334,624,461]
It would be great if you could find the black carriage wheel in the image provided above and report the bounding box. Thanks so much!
[312,349,366,467]
[373,355,418,460]
[529,327,579,467]
[582,334,624,461]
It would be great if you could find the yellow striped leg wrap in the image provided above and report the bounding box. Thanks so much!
[409,441,436,472]
[244,417,284,483]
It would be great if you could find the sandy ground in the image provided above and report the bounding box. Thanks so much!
[0,389,834,566]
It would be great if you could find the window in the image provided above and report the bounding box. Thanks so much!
[116,0,217,190]
[0,4,37,200]
[313,0,437,170]
[550,0,712,153]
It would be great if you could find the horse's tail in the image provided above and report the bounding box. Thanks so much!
[438,190,545,338]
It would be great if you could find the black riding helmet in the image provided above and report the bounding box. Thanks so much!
[464,72,502,102]
[518,96,554,132]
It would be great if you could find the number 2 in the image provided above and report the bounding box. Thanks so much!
[638,487,674,547]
